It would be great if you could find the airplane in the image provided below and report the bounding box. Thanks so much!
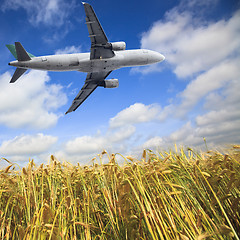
[7,2,165,114]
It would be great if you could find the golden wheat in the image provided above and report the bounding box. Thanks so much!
[0,146,239,239]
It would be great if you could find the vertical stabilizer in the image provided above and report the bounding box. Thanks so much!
[6,43,35,59]
[10,68,27,83]
[6,44,18,59]
[15,42,31,61]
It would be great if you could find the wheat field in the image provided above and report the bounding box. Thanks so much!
[0,146,239,239]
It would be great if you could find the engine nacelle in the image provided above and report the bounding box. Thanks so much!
[99,79,119,88]
[109,42,126,51]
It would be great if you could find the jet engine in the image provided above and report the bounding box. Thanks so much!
[99,79,119,88]
[105,42,126,51]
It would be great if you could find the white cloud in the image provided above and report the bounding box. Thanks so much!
[166,122,204,147]
[167,116,240,148]
[0,133,57,156]
[55,45,82,55]
[196,109,240,128]
[178,0,219,10]
[53,109,141,163]
[58,64,240,160]
[145,70,240,148]
[0,70,67,129]
[109,103,161,128]
[65,136,107,155]
[137,3,240,149]
[2,0,76,27]
[1,0,240,166]
[176,58,240,117]
[141,10,240,78]
[58,125,136,162]
[108,125,136,143]
[143,136,164,149]
[194,76,240,143]
[153,56,240,128]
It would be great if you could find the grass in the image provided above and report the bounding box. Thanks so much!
[0,146,240,239]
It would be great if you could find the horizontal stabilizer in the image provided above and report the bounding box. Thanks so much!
[10,68,27,83]
[15,42,31,61]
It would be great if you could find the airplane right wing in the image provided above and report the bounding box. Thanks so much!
[65,71,112,114]
[82,2,114,60]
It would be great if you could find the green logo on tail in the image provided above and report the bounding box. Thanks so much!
[6,44,35,59]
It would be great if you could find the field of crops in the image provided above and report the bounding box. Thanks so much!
[0,146,240,239]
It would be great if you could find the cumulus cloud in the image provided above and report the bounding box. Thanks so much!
[178,0,219,11]
[2,0,76,27]
[142,64,240,148]
[109,103,161,128]
[167,116,240,148]
[65,136,107,155]
[176,58,240,117]
[108,125,136,143]
[1,0,239,165]
[54,103,162,163]
[55,45,82,55]
[56,124,136,163]
[53,106,152,163]
[141,9,240,78]
[0,70,67,129]
[0,133,58,156]
[137,2,240,149]
[143,136,164,149]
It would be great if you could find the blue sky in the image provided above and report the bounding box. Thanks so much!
[0,0,239,166]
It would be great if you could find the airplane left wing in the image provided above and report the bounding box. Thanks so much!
[82,2,114,60]
[65,71,112,114]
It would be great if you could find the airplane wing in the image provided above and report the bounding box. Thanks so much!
[82,2,114,60]
[65,71,112,114]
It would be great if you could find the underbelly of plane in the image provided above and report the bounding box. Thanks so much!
[18,56,119,72]
[11,51,152,73]
[78,59,120,72]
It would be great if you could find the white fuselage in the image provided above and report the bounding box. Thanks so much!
[9,49,165,72]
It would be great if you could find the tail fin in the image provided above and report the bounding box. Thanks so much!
[6,44,18,59]
[10,68,27,83]
[6,42,35,60]
[15,42,31,61]
[7,42,36,83]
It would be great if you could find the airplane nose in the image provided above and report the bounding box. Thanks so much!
[149,51,165,63]
[154,52,165,62]
[159,53,165,61]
